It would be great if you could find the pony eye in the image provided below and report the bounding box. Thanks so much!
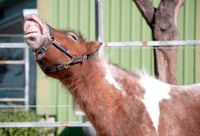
[71,35,77,40]
[67,32,79,42]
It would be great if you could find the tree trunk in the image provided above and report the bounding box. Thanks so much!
[133,0,184,84]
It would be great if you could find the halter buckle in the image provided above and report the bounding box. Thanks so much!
[35,48,46,60]
[63,59,73,69]
[35,47,45,55]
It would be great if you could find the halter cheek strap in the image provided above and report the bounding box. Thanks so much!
[35,25,90,74]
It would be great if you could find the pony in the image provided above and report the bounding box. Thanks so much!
[24,14,200,136]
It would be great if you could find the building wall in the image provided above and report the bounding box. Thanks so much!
[37,0,200,134]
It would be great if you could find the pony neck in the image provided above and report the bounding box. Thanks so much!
[57,57,151,136]
[59,57,142,97]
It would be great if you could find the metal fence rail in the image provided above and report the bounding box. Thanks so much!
[1,40,200,49]
[0,34,23,37]
[0,98,25,102]
[0,122,92,128]
[104,40,200,47]
[0,43,27,48]
[0,105,71,108]
[0,87,24,91]
[0,60,25,64]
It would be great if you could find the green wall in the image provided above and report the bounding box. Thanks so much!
[37,0,200,134]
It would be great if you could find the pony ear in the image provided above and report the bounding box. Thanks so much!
[86,41,102,54]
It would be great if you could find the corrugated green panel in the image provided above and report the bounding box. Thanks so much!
[56,85,68,121]
[130,1,143,70]
[36,65,52,115]
[152,0,160,7]
[69,0,79,29]
[108,0,121,64]
[58,0,69,27]
[177,5,184,85]
[104,0,111,55]
[183,0,195,84]
[104,0,154,74]
[48,0,59,116]
[196,0,200,82]
[120,0,132,69]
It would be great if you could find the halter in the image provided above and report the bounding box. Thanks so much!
[35,25,89,74]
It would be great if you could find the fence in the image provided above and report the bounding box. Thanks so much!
[0,43,29,110]
[0,39,200,128]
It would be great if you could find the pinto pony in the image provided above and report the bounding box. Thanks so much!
[24,14,200,136]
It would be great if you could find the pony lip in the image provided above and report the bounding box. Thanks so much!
[25,30,37,35]
[24,14,50,50]
[24,14,49,37]
[24,20,42,37]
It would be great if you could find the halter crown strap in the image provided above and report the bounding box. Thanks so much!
[53,41,74,58]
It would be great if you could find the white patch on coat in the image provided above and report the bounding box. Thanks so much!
[104,63,126,96]
[139,75,171,133]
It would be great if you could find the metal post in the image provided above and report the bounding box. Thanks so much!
[96,0,105,57]
[96,0,104,41]
[24,45,30,110]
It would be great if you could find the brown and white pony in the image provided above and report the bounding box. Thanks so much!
[24,14,200,136]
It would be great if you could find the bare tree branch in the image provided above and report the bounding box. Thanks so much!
[133,0,155,26]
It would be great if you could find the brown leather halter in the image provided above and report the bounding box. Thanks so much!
[35,25,90,74]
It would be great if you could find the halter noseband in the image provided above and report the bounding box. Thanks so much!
[35,25,89,74]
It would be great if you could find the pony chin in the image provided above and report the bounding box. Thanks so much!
[24,35,49,51]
